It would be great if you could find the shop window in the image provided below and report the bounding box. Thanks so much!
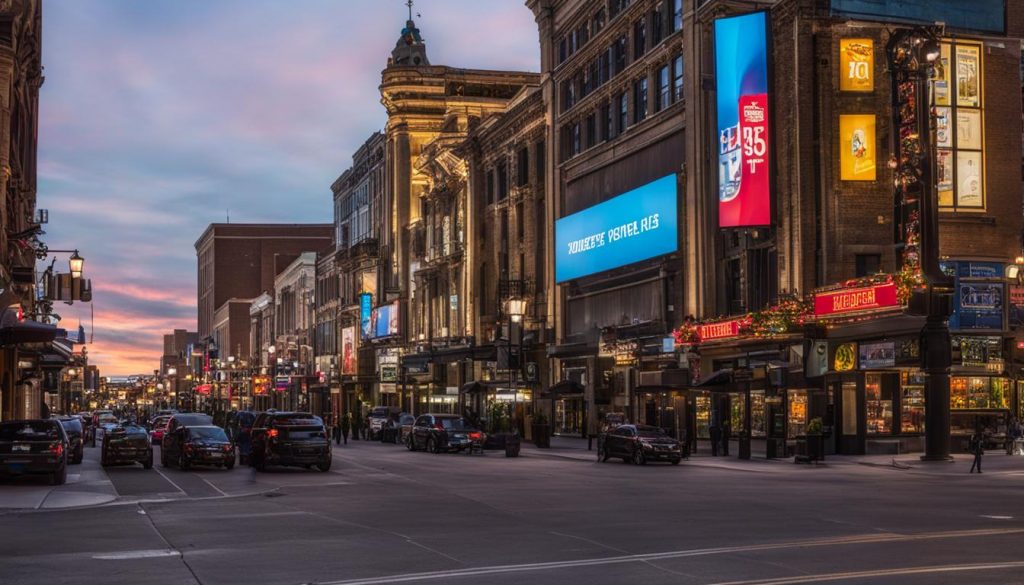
[900,370,925,434]
[730,394,745,436]
[787,390,808,438]
[695,393,710,439]
[865,373,893,434]
[952,376,1010,409]
[842,382,857,436]
[750,391,766,437]
[934,40,985,211]
[855,253,881,277]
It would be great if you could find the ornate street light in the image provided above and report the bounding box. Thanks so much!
[68,250,84,279]
[505,298,527,323]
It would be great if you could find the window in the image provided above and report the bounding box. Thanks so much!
[588,59,600,93]
[656,65,670,112]
[633,19,646,58]
[673,55,684,102]
[485,169,494,204]
[592,8,605,35]
[577,24,589,48]
[617,91,628,134]
[651,4,664,45]
[517,147,529,187]
[585,113,597,149]
[497,162,508,201]
[633,77,648,123]
[562,78,576,112]
[934,40,985,210]
[842,382,857,436]
[609,0,629,19]
[572,122,581,156]
[855,254,881,277]
[535,140,545,181]
[865,374,893,434]
[581,68,591,98]
[599,49,611,83]
[600,101,612,141]
[613,35,627,75]
[901,371,925,434]
[559,38,567,64]
[671,0,683,32]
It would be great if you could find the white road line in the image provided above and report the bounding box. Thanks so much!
[980,514,1014,520]
[316,527,1024,585]
[706,561,1024,585]
[92,549,180,560]
[150,465,187,495]
[196,474,228,497]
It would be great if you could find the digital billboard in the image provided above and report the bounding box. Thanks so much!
[369,301,400,339]
[839,114,876,181]
[359,293,372,339]
[341,326,356,375]
[714,11,772,228]
[554,174,678,283]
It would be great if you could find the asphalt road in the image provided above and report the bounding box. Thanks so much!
[2,439,1024,585]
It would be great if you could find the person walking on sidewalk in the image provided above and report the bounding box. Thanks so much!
[709,421,721,457]
[340,413,350,445]
[969,430,984,474]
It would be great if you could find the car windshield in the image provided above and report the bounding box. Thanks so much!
[400,415,415,424]
[370,408,389,418]
[114,424,147,434]
[274,414,321,426]
[0,421,60,441]
[98,415,118,423]
[174,414,213,426]
[59,418,83,431]
[440,418,473,431]
[188,427,228,441]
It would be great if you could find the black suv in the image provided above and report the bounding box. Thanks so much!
[174,425,234,470]
[0,419,68,485]
[250,412,331,472]
[101,423,153,469]
[57,416,84,464]
[160,412,213,468]
[408,414,483,453]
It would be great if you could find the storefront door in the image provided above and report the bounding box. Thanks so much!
[555,396,584,436]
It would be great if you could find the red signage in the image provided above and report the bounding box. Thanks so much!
[814,282,899,317]
[698,319,741,342]
[1011,285,1024,307]
[195,383,212,395]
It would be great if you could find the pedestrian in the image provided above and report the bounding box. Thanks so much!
[709,421,721,457]
[351,414,361,441]
[721,421,731,457]
[340,413,350,445]
[969,429,984,474]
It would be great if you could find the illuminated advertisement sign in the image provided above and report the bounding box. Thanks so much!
[359,293,373,339]
[859,341,895,369]
[839,114,876,181]
[715,11,772,228]
[341,326,356,375]
[370,301,400,339]
[814,282,899,317]
[698,320,741,342]
[554,174,678,283]
[839,39,874,92]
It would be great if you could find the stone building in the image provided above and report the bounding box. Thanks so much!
[273,252,317,411]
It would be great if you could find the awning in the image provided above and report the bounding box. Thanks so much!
[461,381,487,394]
[0,320,65,346]
[546,342,597,359]
[544,379,585,396]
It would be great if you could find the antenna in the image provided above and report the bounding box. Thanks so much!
[407,0,413,21]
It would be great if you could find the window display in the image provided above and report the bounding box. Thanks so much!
[787,390,807,439]
[900,371,925,434]
[934,40,984,210]
[730,394,745,436]
[865,373,893,434]
[951,376,1010,410]
[842,382,857,436]
[695,394,710,439]
[750,391,766,438]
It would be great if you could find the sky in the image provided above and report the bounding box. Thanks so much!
[38,0,540,375]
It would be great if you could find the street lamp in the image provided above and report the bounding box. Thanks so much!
[504,297,528,428]
[68,250,84,279]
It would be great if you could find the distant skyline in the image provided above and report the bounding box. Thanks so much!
[37,0,540,375]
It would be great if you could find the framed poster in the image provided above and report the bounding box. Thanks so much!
[840,114,876,181]
[956,151,984,207]
[934,43,951,106]
[839,39,873,92]
[935,107,952,147]
[956,44,980,108]
[956,109,982,150]
[937,149,954,204]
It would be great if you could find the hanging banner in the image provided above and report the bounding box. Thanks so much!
[839,39,874,92]
[814,282,899,317]
[839,114,876,181]
[341,326,356,374]
[715,11,772,228]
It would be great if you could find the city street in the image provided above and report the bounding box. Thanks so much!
[3,441,1024,585]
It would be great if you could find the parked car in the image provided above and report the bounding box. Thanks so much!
[0,419,68,485]
[230,411,259,465]
[408,414,484,454]
[101,423,153,469]
[367,406,400,440]
[160,412,214,468]
[149,415,172,443]
[77,412,96,446]
[56,416,84,464]
[171,425,234,470]
[250,412,330,472]
[600,424,683,465]
[389,414,415,445]
[94,413,119,441]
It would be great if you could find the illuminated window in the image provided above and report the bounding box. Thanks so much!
[934,40,985,211]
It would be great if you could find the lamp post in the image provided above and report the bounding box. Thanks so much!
[888,27,953,461]
[504,297,527,433]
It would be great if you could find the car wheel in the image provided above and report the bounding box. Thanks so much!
[671,458,681,466]
[179,452,190,471]
[225,458,235,470]
[406,435,415,451]
[100,445,110,467]
[427,438,438,454]
[143,451,153,470]
[254,452,267,472]
[601,450,610,463]
[50,462,67,486]
[317,460,331,472]
[632,449,646,466]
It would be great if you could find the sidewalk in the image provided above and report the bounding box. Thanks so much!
[520,437,1024,476]
[0,453,117,511]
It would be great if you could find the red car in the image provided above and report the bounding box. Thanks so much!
[149,416,171,443]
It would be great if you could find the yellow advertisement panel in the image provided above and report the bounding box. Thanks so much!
[839,39,874,92]
[840,114,876,181]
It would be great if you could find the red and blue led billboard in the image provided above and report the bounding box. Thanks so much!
[714,11,772,228]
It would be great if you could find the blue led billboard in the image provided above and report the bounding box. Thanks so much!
[359,293,372,339]
[555,174,678,283]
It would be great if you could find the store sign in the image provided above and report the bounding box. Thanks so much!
[554,174,678,282]
[715,11,772,228]
[369,301,400,339]
[839,39,874,92]
[945,261,1006,331]
[834,343,857,372]
[341,326,356,374]
[814,282,899,317]
[697,319,741,342]
[359,293,373,339]
[859,341,895,369]
[839,114,876,181]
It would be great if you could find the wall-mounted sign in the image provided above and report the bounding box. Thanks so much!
[834,343,857,372]
[555,174,678,282]
[341,326,356,375]
[715,11,772,228]
[945,261,1006,331]
[697,319,741,342]
[839,114,876,181]
[379,364,397,383]
[359,293,373,339]
[369,301,400,339]
[859,341,895,369]
[839,39,874,92]
[814,282,899,317]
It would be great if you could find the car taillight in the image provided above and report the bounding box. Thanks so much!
[267,429,278,439]
[49,442,63,456]
[469,432,481,440]
[434,423,445,431]
[223,444,233,452]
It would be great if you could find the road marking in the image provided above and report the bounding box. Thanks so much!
[150,465,187,495]
[196,474,228,497]
[92,549,180,560]
[980,515,1014,520]
[706,561,1024,585]
[315,527,1024,585]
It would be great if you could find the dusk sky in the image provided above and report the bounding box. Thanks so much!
[38,1,540,375]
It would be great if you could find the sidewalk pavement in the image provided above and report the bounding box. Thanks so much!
[520,436,1024,476]
[0,456,117,511]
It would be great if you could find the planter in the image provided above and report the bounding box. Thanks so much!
[806,434,825,462]
[485,432,517,450]
[531,423,551,448]
[504,434,521,458]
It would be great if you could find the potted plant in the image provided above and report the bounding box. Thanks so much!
[806,417,825,462]
[531,410,551,449]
